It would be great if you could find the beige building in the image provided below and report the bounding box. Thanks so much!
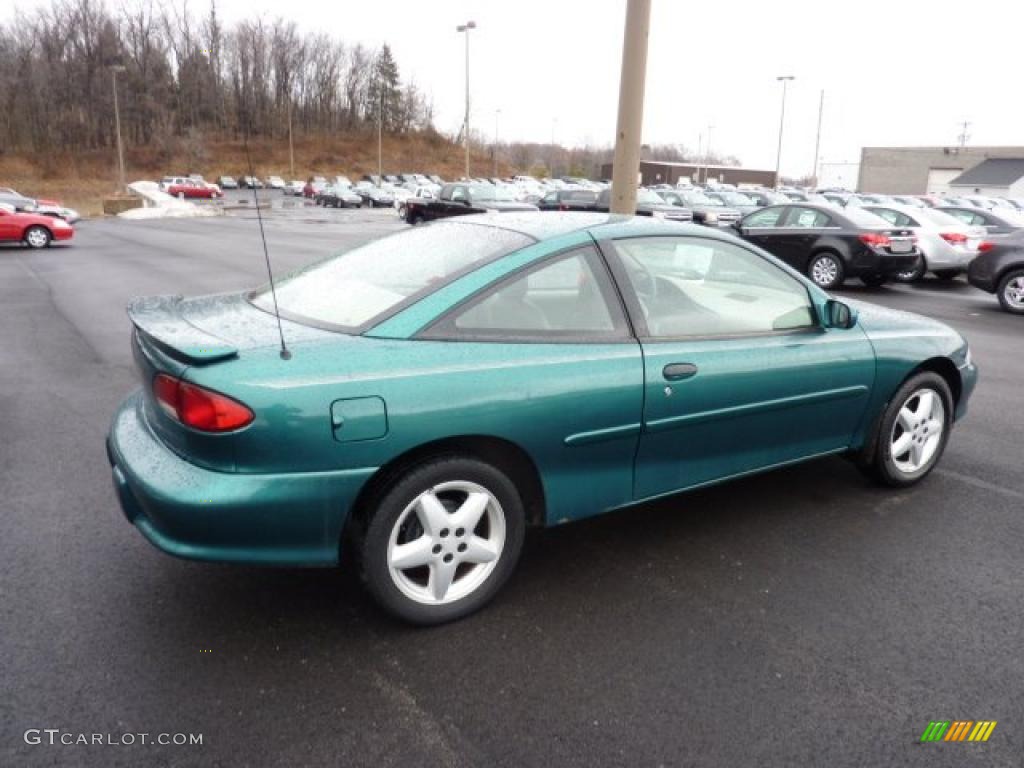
[858,146,1024,194]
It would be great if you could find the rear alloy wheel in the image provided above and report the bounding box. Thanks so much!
[808,252,844,289]
[24,226,51,249]
[361,457,525,625]
[997,268,1024,314]
[894,256,926,283]
[860,274,888,288]
[866,372,952,487]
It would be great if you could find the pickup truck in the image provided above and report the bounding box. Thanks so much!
[404,183,537,225]
[589,188,694,222]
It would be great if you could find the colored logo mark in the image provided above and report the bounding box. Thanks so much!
[920,720,996,742]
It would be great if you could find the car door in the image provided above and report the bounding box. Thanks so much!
[770,206,835,271]
[736,205,788,253]
[0,210,20,242]
[419,243,643,523]
[602,234,875,500]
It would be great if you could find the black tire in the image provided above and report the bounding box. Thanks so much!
[894,257,926,283]
[807,251,845,289]
[860,274,888,288]
[933,270,960,281]
[23,225,51,249]
[863,371,953,488]
[408,212,424,226]
[996,268,1024,314]
[360,456,526,625]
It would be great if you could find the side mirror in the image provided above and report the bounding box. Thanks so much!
[730,220,742,231]
[462,198,474,207]
[824,299,857,329]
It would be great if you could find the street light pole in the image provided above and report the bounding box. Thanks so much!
[110,65,127,192]
[609,0,652,214]
[774,75,795,189]
[704,123,714,184]
[378,89,383,182]
[456,21,476,179]
[812,89,824,188]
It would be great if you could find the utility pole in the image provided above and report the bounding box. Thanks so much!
[110,65,127,192]
[378,89,383,182]
[610,0,652,214]
[493,109,501,178]
[288,98,295,179]
[958,120,971,148]
[812,89,824,187]
[774,75,795,188]
[456,21,476,179]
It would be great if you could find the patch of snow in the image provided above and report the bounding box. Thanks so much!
[118,181,220,219]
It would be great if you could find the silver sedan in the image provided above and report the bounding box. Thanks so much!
[863,204,986,282]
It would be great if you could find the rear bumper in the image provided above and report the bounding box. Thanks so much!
[848,249,920,276]
[107,392,376,566]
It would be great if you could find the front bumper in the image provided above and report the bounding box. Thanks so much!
[107,392,376,566]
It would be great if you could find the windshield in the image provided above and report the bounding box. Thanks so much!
[685,192,720,206]
[719,192,753,205]
[636,189,666,204]
[469,184,497,201]
[843,207,893,228]
[251,223,532,330]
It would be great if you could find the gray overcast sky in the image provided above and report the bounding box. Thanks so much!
[3,0,1022,175]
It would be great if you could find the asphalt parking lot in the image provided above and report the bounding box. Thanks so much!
[2,211,1022,768]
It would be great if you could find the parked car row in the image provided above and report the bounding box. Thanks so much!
[0,186,80,223]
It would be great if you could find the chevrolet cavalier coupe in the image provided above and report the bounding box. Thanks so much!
[107,213,977,624]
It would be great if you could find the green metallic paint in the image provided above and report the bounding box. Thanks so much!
[107,215,978,567]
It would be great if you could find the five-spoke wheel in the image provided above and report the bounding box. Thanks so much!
[863,372,952,487]
[361,457,525,625]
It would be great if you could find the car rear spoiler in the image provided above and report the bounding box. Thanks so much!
[127,295,238,365]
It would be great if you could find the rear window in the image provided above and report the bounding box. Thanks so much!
[918,208,965,227]
[251,223,532,331]
[842,207,893,228]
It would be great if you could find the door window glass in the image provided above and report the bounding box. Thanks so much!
[613,237,816,338]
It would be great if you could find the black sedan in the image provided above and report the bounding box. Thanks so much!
[537,189,598,211]
[967,230,1024,314]
[404,183,536,224]
[734,204,920,289]
[937,206,1024,236]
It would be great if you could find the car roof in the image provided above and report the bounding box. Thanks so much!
[456,212,718,242]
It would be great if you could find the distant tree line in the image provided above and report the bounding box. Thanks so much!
[0,0,435,155]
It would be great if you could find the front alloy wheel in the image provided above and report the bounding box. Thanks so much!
[865,372,952,487]
[24,226,51,249]
[361,457,525,624]
[808,253,844,289]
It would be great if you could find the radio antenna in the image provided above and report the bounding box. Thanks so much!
[244,122,291,360]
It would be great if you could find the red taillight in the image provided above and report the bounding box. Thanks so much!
[859,232,891,247]
[152,373,254,432]
[978,241,995,253]
[939,231,968,245]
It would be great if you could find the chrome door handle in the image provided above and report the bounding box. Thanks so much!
[663,363,698,381]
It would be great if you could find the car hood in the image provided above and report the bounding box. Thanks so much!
[127,292,338,364]
[846,298,960,340]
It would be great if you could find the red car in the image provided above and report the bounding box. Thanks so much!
[0,206,74,248]
[166,181,223,199]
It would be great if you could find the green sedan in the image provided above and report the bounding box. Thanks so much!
[107,213,977,624]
